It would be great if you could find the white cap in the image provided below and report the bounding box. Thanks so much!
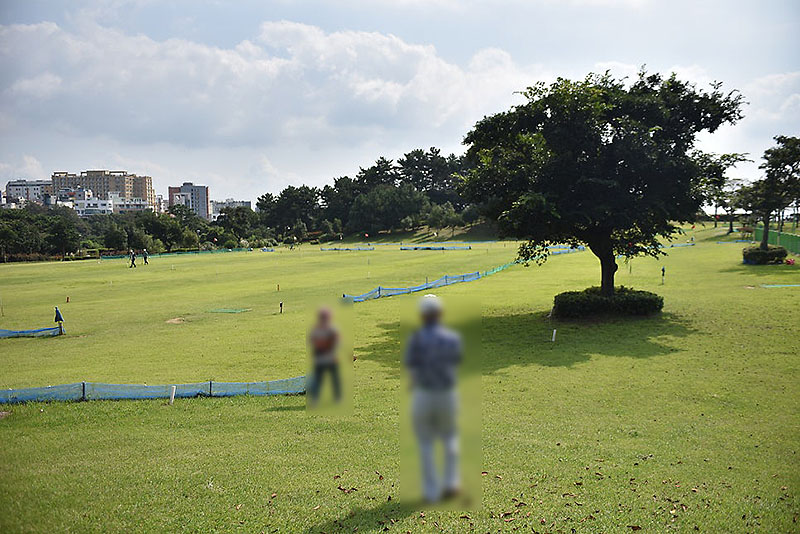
[419,294,443,315]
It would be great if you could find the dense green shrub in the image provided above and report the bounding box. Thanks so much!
[552,286,664,319]
[742,245,788,265]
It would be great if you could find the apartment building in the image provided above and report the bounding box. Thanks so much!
[5,179,53,203]
[51,170,155,208]
[168,182,210,220]
[210,198,252,221]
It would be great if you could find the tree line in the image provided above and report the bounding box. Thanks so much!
[0,147,480,261]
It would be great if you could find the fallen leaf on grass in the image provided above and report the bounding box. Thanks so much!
[337,485,358,494]
[270,493,277,499]
[459,514,470,519]
[234,504,242,511]
[376,471,384,480]
[313,505,320,510]
[481,471,488,476]
[495,475,503,480]
[628,526,642,531]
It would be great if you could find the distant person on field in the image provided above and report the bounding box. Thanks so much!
[308,307,341,405]
[405,294,462,503]
[143,248,149,265]
[129,249,136,268]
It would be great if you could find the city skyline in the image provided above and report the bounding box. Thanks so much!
[1,1,798,201]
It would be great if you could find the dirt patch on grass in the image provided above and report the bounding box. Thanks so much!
[0,411,11,419]
[166,317,185,324]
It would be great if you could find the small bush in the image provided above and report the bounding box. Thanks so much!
[552,286,664,319]
[742,245,788,265]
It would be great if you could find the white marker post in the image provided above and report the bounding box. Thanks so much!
[551,329,557,343]
[169,385,176,405]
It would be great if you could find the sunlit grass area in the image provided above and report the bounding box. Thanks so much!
[1,226,798,532]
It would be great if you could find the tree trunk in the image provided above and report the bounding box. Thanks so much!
[760,214,770,250]
[588,240,617,296]
[714,205,718,227]
[728,211,734,234]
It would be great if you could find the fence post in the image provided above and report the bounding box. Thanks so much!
[209,380,213,397]
[82,381,86,401]
[378,286,381,298]
[444,275,448,285]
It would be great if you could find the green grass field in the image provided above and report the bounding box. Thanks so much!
[1,227,798,533]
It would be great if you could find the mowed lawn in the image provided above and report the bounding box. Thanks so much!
[0,228,798,533]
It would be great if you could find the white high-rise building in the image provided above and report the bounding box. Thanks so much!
[168,182,210,220]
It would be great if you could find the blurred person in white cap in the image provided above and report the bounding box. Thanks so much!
[404,293,462,503]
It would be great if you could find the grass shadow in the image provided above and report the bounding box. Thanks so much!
[357,311,698,374]
[302,500,417,534]
[719,263,800,278]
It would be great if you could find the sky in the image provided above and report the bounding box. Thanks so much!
[0,0,798,202]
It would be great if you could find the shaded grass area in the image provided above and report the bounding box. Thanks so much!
[0,226,798,532]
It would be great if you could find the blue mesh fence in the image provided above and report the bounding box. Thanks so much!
[320,247,375,251]
[0,376,306,404]
[344,245,586,303]
[0,383,83,403]
[345,271,483,302]
[549,245,586,255]
[400,245,472,250]
[0,327,63,339]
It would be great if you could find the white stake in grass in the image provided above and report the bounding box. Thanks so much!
[551,329,557,343]
[169,385,176,405]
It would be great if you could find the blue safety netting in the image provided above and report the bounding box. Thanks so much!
[0,376,306,404]
[320,247,375,251]
[0,327,63,339]
[84,382,211,401]
[549,245,586,255]
[716,240,751,244]
[0,382,83,403]
[367,241,497,246]
[345,271,481,302]
[344,245,586,303]
[400,245,472,251]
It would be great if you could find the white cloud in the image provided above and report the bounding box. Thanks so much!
[0,20,540,151]
[7,72,62,99]
[0,154,46,181]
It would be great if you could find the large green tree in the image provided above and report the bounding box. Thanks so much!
[216,206,257,240]
[739,136,800,249]
[460,71,743,296]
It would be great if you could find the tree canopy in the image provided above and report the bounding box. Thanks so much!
[738,135,800,249]
[460,70,744,295]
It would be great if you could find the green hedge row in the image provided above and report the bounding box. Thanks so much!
[742,245,788,265]
[552,286,664,319]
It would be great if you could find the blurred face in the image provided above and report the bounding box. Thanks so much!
[318,307,332,325]
[421,309,441,325]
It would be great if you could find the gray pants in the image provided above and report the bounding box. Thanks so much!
[412,388,459,502]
